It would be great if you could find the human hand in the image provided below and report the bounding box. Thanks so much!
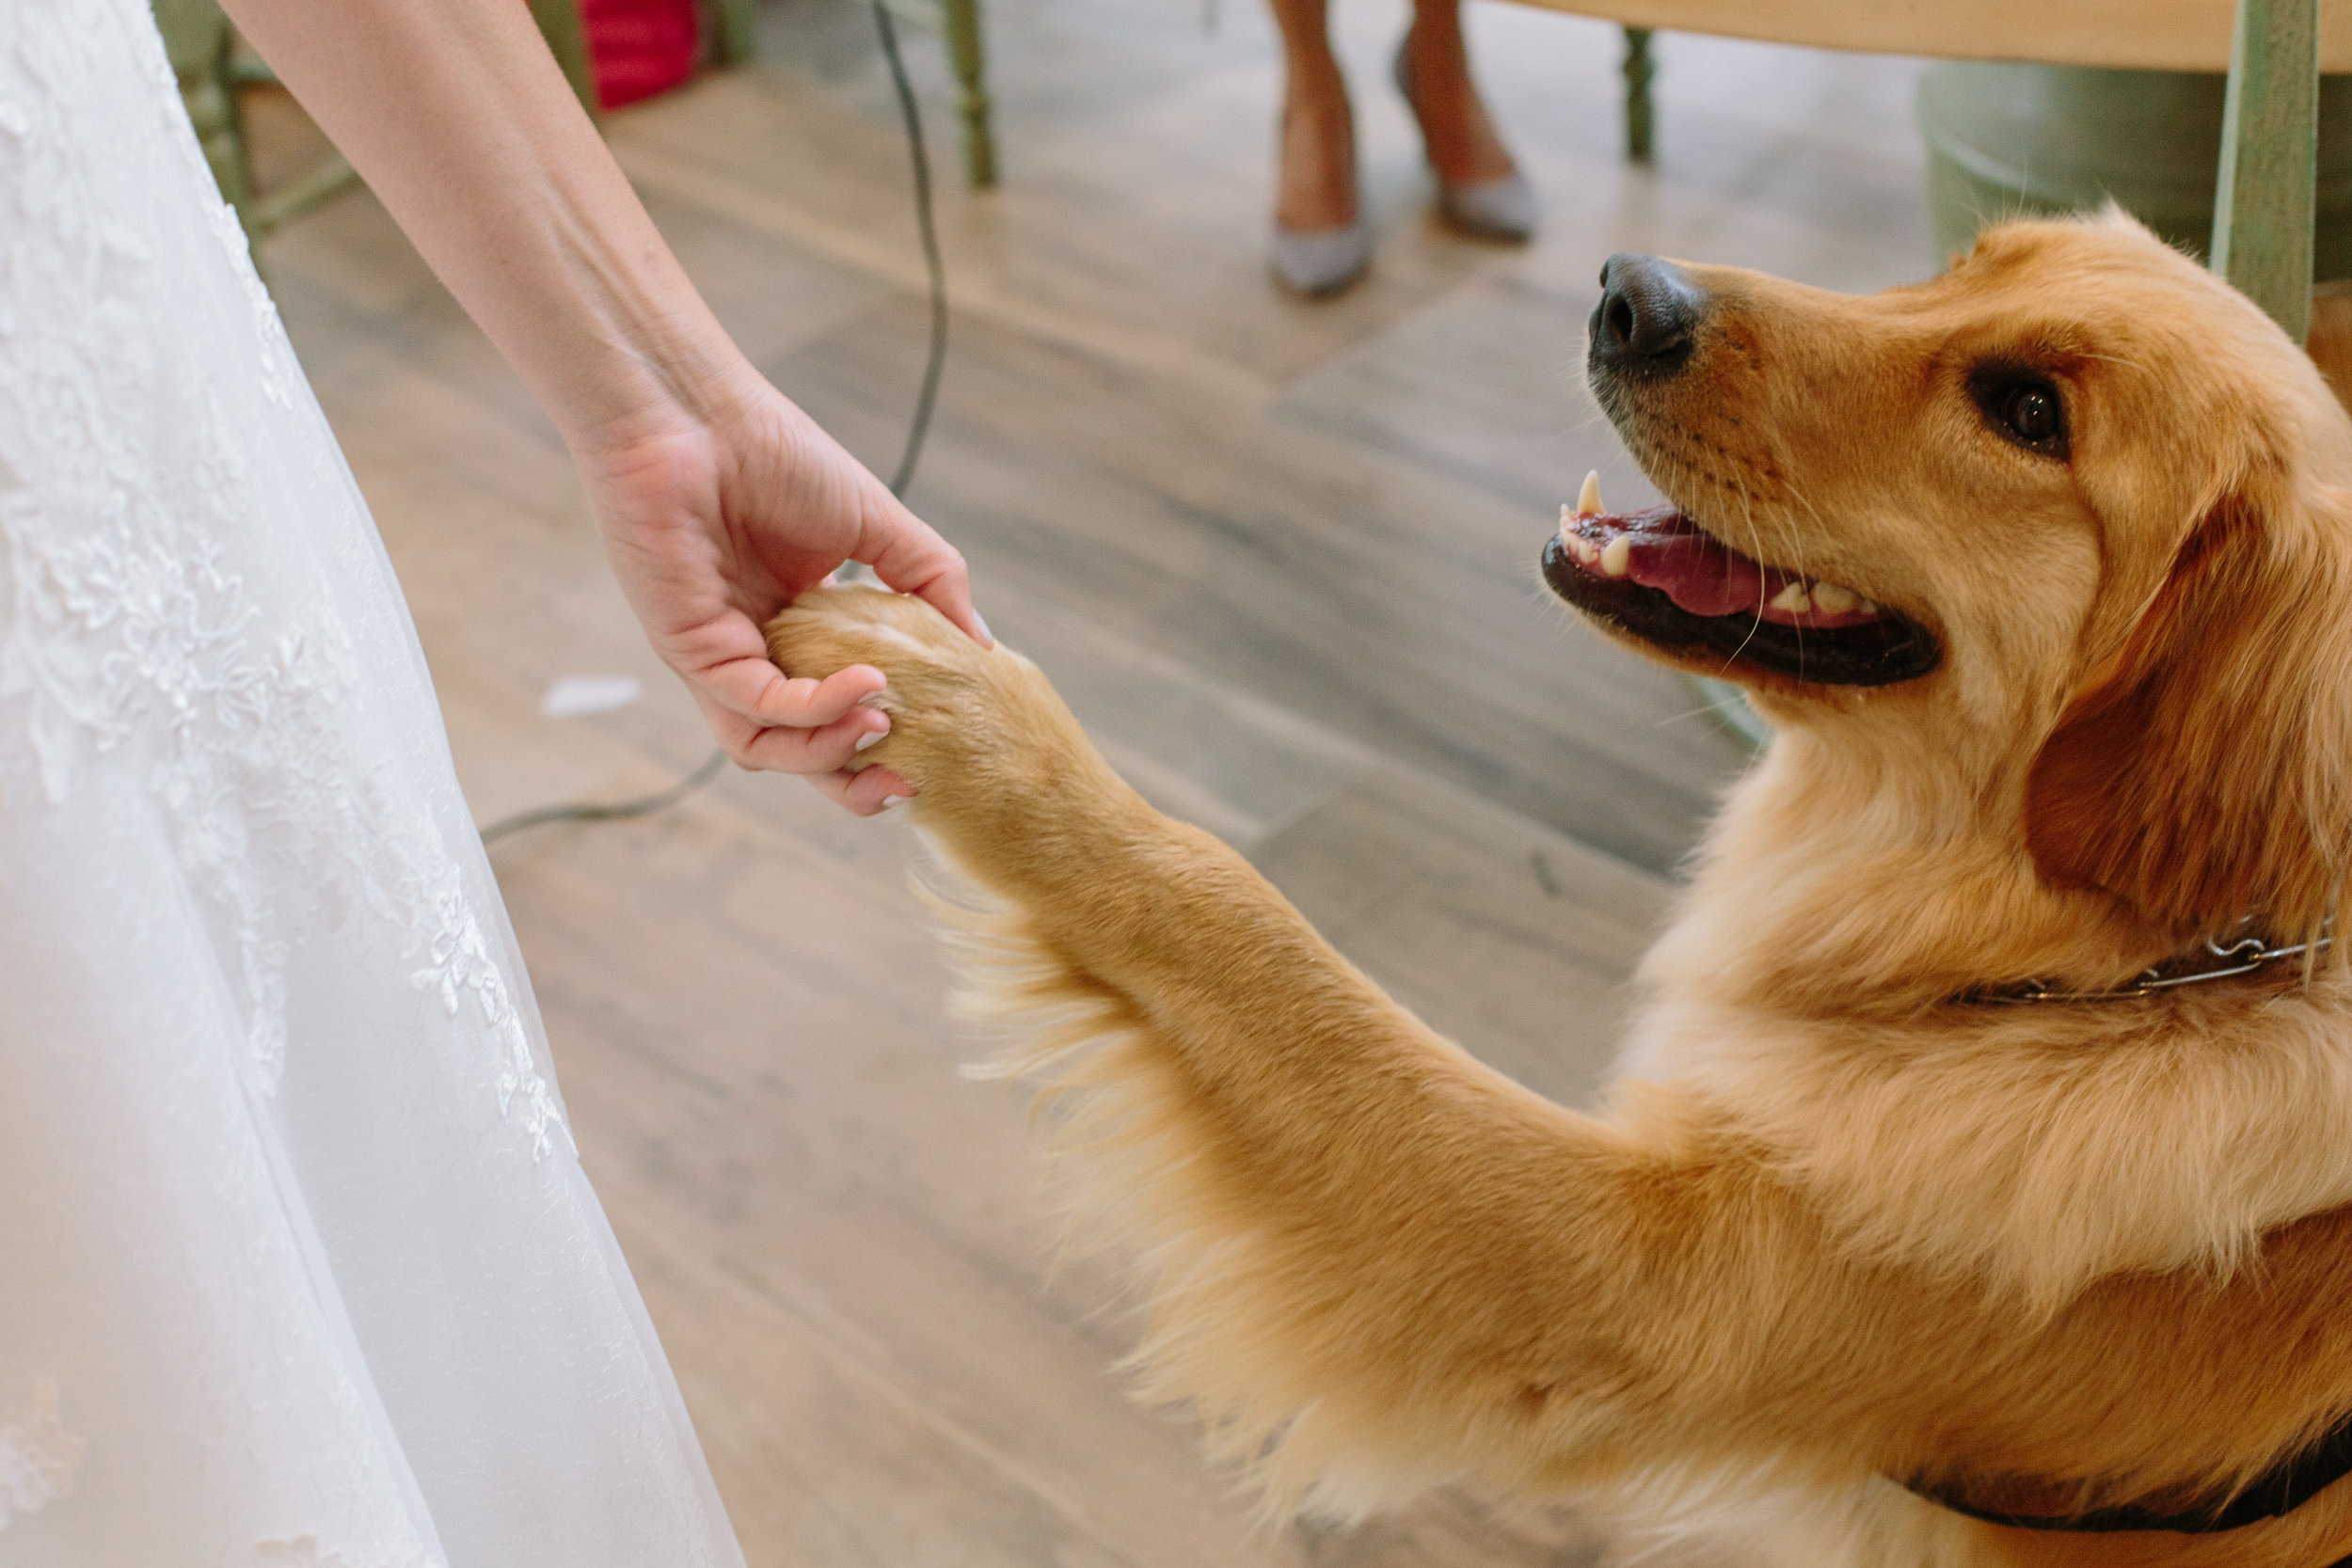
[576,377,991,816]
[215,0,991,815]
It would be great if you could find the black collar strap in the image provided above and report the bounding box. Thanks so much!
[1901,1412,2352,1534]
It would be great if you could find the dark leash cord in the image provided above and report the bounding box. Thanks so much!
[483,3,947,847]
[475,748,730,846]
[870,0,947,501]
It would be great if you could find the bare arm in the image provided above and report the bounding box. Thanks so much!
[215,0,990,809]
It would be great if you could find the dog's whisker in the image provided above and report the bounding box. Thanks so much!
[1773,468,1849,682]
[1727,462,1778,659]
[1653,701,1729,727]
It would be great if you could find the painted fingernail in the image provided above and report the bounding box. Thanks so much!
[881,794,914,810]
[973,611,993,645]
[854,724,888,752]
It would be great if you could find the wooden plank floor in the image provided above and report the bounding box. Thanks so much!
[254,6,1934,1560]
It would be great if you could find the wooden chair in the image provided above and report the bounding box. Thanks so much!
[152,0,1003,256]
[150,0,602,247]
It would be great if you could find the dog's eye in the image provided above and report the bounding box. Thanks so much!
[1969,369,2069,459]
[2006,385,2059,444]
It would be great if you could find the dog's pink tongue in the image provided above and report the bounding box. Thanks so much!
[1611,508,1780,616]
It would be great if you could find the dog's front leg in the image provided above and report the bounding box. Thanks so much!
[764,590,1984,1500]
[769,588,2352,1548]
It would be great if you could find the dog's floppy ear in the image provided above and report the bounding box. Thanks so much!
[2025,485,2352,942]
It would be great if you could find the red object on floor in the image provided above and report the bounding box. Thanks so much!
[577,0,699,109]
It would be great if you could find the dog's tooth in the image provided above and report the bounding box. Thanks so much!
[1770,581,1811,614]
[1811,582,1857,613]
[1577,470,1603,518]
[1573,536,1601,565]
[1599,535,1631,577]
[1857,597,1881,614]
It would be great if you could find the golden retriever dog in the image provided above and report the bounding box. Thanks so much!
[768,212,2352,1567]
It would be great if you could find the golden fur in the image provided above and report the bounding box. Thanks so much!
[768,213,2352,1566]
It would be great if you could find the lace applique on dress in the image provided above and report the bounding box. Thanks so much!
[412,864,569,1160]
[0,1380,83,1529]
[0,0,564,1152]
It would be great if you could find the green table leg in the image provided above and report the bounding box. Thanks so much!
[2211,0,2318,341]
[939,0,995,188]
[1622,25,1655,164]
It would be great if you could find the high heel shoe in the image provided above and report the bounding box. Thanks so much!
[1271,219,1372,295]
[1269,103,1372,296]
[1392,40,1538,243]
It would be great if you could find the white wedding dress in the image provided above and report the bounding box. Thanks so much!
[0,2,746,1563]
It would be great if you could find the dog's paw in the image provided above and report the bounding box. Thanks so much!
[764,586,1083,813]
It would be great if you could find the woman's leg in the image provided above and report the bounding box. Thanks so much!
[1267,0,1356,233]
[1400,0,1516,186]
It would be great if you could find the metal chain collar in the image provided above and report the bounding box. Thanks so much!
[1972,919,2333,1006]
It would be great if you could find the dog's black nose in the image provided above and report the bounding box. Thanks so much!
[1591,253,1704,374]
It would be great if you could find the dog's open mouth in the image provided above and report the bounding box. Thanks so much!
[1539,479,1940,686]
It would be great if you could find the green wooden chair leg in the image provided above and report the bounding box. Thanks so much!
[2211,0,2318,341]
[215,52,362,241]
[246,154,361,239]
[711,0,758,66]
[939,0,995,188]
[530,0,604,123]
[1622,25,1655,164]
[153,0,251,222]
[154,0,595,260]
